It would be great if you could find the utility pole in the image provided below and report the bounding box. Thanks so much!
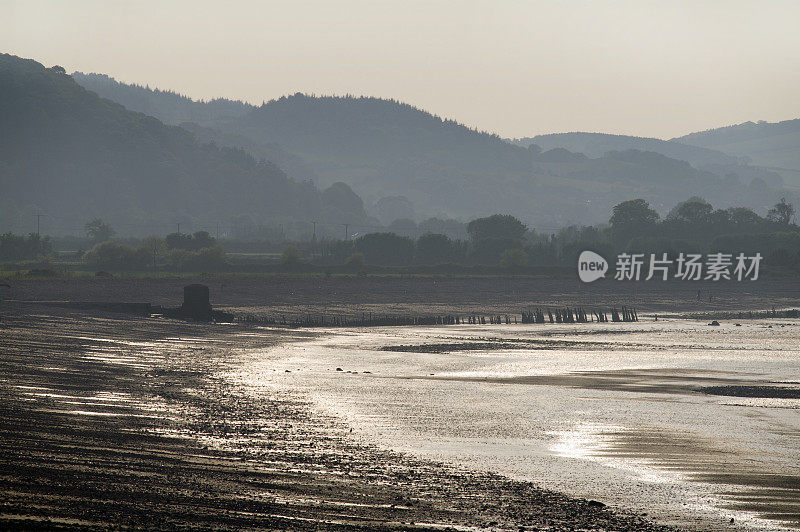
[343,223,349,241]
[35,214,43,237]
[216,222,220,240]
[311,221,317,258]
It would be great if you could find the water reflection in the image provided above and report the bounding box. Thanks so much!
[239,319,800,530]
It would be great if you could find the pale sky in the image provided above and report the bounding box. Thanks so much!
[2,0,799,139]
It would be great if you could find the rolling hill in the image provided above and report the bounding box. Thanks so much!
[675,119,800,187]
[511,132,784,188]
[72,71,798,228]
[512,132,737,167]
[0,55,370,237]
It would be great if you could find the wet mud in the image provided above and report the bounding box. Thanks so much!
[0,306,676,531]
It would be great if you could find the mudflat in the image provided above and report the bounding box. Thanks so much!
[0,305,675,531]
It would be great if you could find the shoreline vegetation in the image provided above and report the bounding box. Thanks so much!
[3,200,800,279]
[0,305,679,531]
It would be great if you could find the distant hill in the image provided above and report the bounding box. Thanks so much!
[674,119,800,187]
[71,73,797,227]
[513,131,785,188]
[71,72,252,124]
[0,55,369,237]
[212,94,537,214]
[512,132,738,167]
[178,122,320,184]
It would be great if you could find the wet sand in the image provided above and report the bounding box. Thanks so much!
[260,320,799,531]
[408,370,800,526]
[0,305,675,531]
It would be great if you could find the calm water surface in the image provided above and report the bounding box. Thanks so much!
[234,319,800,531]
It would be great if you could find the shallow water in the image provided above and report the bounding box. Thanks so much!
[237,319,800,531]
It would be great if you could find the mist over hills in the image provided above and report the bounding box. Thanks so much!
[0,62,785,235]
[0,55,370,237]
[67,73,320,184]
[70,72,252,124]
[512,132,786,189]
[512,132,737,167]
[675,119,800,187]
[72,72,799,230]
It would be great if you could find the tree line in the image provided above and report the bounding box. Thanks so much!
[2,198,797,274]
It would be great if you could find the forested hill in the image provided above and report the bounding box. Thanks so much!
[74,72,522,171]
[674,119,800,186]
[71,72,252,125]
[71,72,797,227]
[512,132,738,168]
[220,94,534,204]
[0,55,369,236]
[72,74,535,216]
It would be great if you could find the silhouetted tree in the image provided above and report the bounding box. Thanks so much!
[609,199,659,245]
[192,231,216,249]
[467,214,527,241]
[727,207,762,227]
[669,197,713,224]
[0,233,52,261]
[354,232,414,266]
[85,218,115,243]
[415,233,454,264]
[387,218,418,238]
[165,232,193,250]
[767,198,796,225]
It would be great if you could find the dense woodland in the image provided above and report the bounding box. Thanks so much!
[0,55,372,238]
[75,72,799,229]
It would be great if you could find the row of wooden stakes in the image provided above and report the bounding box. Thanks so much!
[235,307,638,328]
[521,306,638,323]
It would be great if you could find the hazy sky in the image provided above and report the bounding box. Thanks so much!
[2,0,799,139]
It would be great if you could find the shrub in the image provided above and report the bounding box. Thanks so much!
[354,233,414,266]
[166,246,227,272]
[281,245,302,266]
[500,248,528,269]
[346,252,365,269]
[84,241,149,271]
